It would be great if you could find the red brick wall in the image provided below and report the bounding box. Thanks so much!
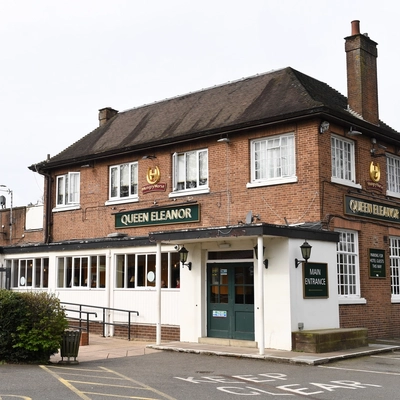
[48,120,324,241]
[70,320,180,342]
[0,206,43,246]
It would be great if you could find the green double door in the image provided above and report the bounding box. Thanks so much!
[207,262,255,340]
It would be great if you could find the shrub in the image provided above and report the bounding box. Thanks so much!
[0,290,68,363]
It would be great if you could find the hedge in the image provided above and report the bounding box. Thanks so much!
[0,290,68,363]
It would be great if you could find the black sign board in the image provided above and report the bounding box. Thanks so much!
[303,262,329,299]
[369,249,386,278]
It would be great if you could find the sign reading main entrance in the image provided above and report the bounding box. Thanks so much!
[303,262,329,298]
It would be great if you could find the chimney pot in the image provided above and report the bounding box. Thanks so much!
[98,107,118,127]
[351,20,360,35]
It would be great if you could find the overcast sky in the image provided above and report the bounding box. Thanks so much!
[1,0,398,207]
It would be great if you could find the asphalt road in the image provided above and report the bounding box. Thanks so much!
[1,350,399,399]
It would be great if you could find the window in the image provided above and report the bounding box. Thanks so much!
[336,230,362,300]
[56,172,80,208]
[331,135,360,187]
[7,258,49,288]
[57,255,106,288]
[249,133,296,186]
[172,149,208,194]
[390,237,400,300]
[109,162,138,201]
[387,155,400,197]
[115,251,180,289]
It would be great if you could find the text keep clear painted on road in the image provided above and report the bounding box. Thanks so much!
[174,372,382,396]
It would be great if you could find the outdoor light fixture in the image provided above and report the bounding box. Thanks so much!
[347,127,362,136]
[142,155,157,160]
[254,244,268,269]
[179,246,192,270]
[295,240,312,268]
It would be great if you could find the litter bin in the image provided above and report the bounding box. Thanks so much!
[59,329,81,364]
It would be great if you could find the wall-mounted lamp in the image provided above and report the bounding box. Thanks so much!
[347,127,362,136]
[179,246,192,270]
[295,240,312,268]
[142,155,157,160]
[254,244,268,269]
[319,121,330,134]
[370,138,387,157]
[217,137,230,143]
[218,242,231,249]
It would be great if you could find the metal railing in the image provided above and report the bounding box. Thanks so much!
[61,302,139,341]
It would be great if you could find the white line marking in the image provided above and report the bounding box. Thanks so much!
[319,365,400,376]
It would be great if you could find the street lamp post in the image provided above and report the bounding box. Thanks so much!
[0,185,13,243]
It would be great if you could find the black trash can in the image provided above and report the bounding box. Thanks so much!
[59,329,81,364]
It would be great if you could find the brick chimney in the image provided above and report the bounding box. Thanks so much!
[98,107,118,127]
[345,20,379,125]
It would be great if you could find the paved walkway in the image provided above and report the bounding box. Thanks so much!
[50,336,400,366]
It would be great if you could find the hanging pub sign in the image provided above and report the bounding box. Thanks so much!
[142,165,167,194]
[344,195,400,223]
[369,249,386,278]
[115,204,200,228]
[303,262,329,299]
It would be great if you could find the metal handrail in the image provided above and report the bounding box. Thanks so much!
[61,302,139,341]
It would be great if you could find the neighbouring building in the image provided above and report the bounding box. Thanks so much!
[1,21,400,351]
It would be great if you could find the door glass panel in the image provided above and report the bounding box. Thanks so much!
[210,266,229,304]
[235,265,254,304]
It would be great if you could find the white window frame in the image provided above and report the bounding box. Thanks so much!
[54,172,80,211]
[336,229,366,304]
[390,237,400,302]
[170,149,209,197]
[106,161,139,205]
[115,251,180,289]
[7,258,49,289]
[331,134,361,189]
[386,154,400,198]
[56,255,106,289]
[247,133,297,188]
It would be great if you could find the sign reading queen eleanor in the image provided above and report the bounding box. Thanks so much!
[115,204,200,228]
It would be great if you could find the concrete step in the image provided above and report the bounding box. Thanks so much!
[198,337,258,348]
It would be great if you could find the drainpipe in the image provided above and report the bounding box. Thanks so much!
[156,241,162,345]
[106,249,112,337]
[257,235,265,355]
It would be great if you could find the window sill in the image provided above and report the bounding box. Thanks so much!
[52,205,80,212]
[391,297,400,303]
[386,191,400,199]
[338,297,367,305]
[105,197,139,206]
[246,176,298,188]
[169,187,210,198]
[331,177,362,189]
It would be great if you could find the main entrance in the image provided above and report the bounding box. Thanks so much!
[207,262,254,340]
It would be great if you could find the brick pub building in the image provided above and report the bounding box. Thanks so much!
[1,21,399,352]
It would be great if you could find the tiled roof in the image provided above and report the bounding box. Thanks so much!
[32,67,397,169]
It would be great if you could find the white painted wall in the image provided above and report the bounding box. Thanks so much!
[25,205,43,230]
[289,239,340,332]
[262,238,293,350]
[261,237,340,351]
